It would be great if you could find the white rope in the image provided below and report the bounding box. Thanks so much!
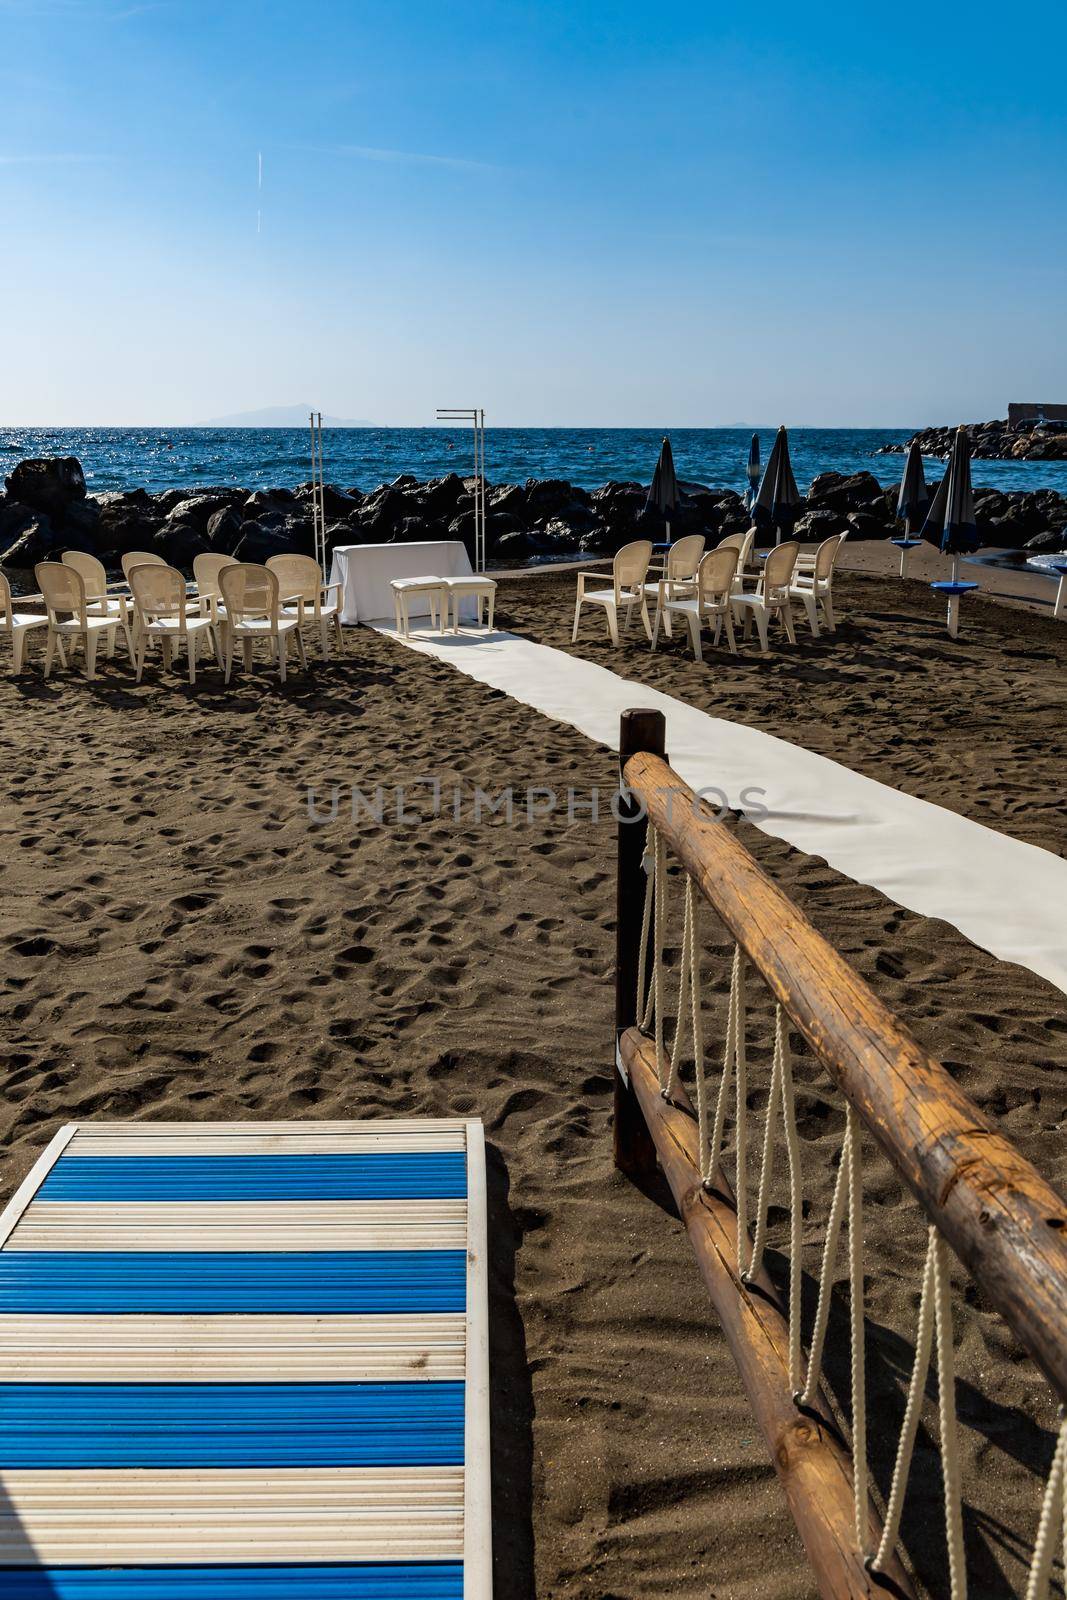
[665,876,702,1100]
[702,943,746,1191]
[933,1232,967,1600]
[868,1227,967,1598]
[1025,1416,1067,1600]
[871,1228,939,1572]
[742,1004,804,1393]
[797,1109,853,1407]
[636,829,667,1088]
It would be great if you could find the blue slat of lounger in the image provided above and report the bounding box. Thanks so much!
[37,1154,467,1202]
[0,1252,465,1314]
[0,1382,464,1468]
[0,1566,464,1598]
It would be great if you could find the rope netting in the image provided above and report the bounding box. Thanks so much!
[635,827,1067,1599]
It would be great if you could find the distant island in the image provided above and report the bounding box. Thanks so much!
[195,404,375,429]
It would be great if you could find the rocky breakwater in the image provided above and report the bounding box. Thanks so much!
[2,457,1066,582]
[879,419,1067,462]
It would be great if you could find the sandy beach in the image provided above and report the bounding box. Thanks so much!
[1,556,1065,1598]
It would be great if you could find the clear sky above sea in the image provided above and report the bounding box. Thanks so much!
[1,0,1065,427]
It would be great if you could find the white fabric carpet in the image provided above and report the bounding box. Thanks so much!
[377,623,1067,997]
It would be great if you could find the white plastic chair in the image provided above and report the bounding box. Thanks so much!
[121,551,167,582]
[218,562,307,684]
[0,570,50,674]
[717,527,758,595]
[266,554,344,659]
[35,562,130,679]
[730,541,800,652]
[790,533,844,634]
[652,545,739,660]
[572,540,653,646]
[129,563,221,685]
[645,534,705,639]
[61,550,133,654]
[192,553,238,625]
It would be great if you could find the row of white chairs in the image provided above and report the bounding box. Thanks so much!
[1,550,344,684]
[572,530,843,659]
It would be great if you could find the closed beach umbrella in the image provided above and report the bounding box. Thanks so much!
[752,425,802,544]
[896,441,929,534]
[921,425,981,636]
[891,439,930,576]
[645,435,680,542]
[745,433,761,508]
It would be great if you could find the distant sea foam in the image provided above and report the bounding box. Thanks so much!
[2,426,1066,497]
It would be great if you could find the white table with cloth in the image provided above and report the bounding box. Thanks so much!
[329,540,477,624]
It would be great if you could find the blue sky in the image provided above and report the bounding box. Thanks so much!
[1,0,1065,425]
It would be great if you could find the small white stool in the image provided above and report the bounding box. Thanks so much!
[443,576,497,633]
[391,577,448,638]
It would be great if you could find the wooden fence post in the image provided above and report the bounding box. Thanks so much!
[614,708,665,1178]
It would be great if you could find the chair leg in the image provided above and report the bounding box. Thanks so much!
[640,599,653,641]
[487,593,495,631]
[393,595,402,633]
[187,631,197,686]
[84,630,98,680]
[161,636,173,672]
[687,614,703,662]
[722,609,737,653]
[43,629,56,679]
[801,594,820,638]
[650,606,662,653]
[754,611,770,653]
[295,628,308,672]
[822,592,836,632]
[605,605,619,647]
[781,604,797,645]
[333,613,344,653]
[209,625,223,667]
[105,625,116,659]
[135,636,148,683]
[12,631,26,674]
[243,637,254,671]
[571,597,583,643]
[224,632,234,684]
[319,618,329,659]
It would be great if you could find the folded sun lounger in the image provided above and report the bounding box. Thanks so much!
[0,1119,491,1598]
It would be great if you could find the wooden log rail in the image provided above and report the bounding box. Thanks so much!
[612,708,1067,1599]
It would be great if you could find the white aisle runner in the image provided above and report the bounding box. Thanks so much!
[377,624,1067,997]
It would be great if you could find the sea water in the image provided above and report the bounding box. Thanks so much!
[2,426,1066,498]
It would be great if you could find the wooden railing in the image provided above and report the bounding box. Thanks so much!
[613,707,1067,1599]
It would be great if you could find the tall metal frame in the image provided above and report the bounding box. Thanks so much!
[436,407,487,572]
[309,410,326,573]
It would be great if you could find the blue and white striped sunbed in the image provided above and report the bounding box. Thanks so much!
[0,1120,491,1598]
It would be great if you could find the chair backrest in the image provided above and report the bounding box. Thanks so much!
[129,563,187,625]
[62,550,107,599]
[121,550,167,581]
[763,541,799,595]
[697,545,739,605]
[613,540,653,596]
[665,534,705,581]
[813,533,845,582]
[717,526,756,569]
[266,553,321,604]
[0,569,10,625]
[219,562,279,623]
[36,561,87,621]
[193,552,238,599]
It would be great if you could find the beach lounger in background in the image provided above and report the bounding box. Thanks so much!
[0,1118,491,1597]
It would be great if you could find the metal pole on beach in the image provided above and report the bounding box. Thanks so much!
[437,407,486,572]
[309,412,320,569]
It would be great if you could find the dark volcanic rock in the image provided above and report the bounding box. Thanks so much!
[206,505,244,552]
[1025,529,1067,554]
[879,419,1067,462]
[0,500,37,552]
[845,511,890,541]
[155,523,210,567]
[4,457,86,523]
[1,516,64,567]
[794,508,848,540]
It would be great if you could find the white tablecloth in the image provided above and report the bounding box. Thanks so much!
[329,541,476,624]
